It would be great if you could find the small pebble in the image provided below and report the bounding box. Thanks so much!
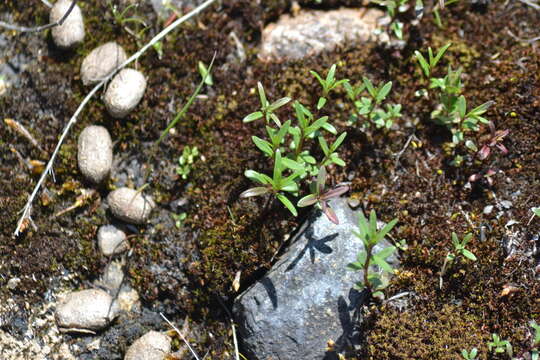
[124,331,171,360]
[78,125,113,184]
[104,68,147,118]
[96,260,125,294]
[55,289,118,333]
[7,277,21,290]
[97,225,128,256]
[347,197,360,209]
[50,0,85,48]
[108,187,155,224]
[483,205,494,215]
[80,42,127,86]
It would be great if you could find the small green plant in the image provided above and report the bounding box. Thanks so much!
[171,212,187,228]
[176,146,199,180]
[108,1,149,40]
[432,0,460,29]
[347,210,398,297]
[297,166,349,224]
[344,77,402,130]
[241,65,349,221]
[371,0,408,39]
[415,43,493,166]
[488,333,513,357]
[460,348,478,360]
[310,64,348,109]
[529,321,540,360]
[439,232,477,289]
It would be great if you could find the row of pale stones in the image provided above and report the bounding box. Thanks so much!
[50,2,165,357]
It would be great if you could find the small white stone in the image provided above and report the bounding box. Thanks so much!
[108,187,155,224]
[483,205,494,215]
[77,125,113,184]
[55,289,118,333]
[104,69,147,118]
[98,225,128,256]
[50,0,85,48]
[80,42,127,86]
[124,331,171,360]
[7,277,21,290]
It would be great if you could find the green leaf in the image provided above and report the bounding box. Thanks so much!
[318,136,330,156]
[347,262,363,271]
[462,233,473,245]
[326,64,337,85]
[432,43,451,68]
[363,77,377,98]
[281,157,305,171]
[268,97,292,112]
[305,116,329,137]
[297,194,318,207]
[331,156,346,167]
[277,193,297,216]
[198,61,213,86]
[357,212,369,241]
[372,255,395,273]
[456,95,466,119]
[317,97,327,110]
[273,149,283,183]
[243,111,263,123]
[374,218,398,243]
[462,249,477,261]
[331,132,347,152]
[415,50,430,78]
[451,232,459,247]
[245,170,272,185]
[257,82,267,107]
[369,210,378,242]
[375,245,396,260]
[251,136,273,156]
[240,187,269,198]
[376,81,392,103]
[321,122,337,135]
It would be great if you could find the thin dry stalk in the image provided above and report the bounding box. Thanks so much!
[13,0,217,236]
[160,313,201,360]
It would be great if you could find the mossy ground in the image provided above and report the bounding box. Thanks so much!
[1,0,539,359]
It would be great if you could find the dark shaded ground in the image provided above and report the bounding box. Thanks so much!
[1,0,539,359]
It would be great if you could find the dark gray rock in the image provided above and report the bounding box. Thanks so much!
[233,198,399,360]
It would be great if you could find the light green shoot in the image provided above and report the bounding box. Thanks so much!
[414,43,452,78]
[487,333,512,357]
[198,61,213,86]
[347,210,398,297]
[440,232,477,289]
[460,348,478,360]
[243,82,291,126]
[310,64,348,109]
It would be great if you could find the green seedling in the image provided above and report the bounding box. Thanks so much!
[414,43,451,79]
[344,77,401,130]
[297,166,349,224]
[176,146,199,180]
[243,82,291,126]
[488,333,513,357]
[347,210,398,298]
[460,348,478,360]
[439,232,477,289]
[371,0,408,39]
[310,64,348,109]
[171,212,187,228]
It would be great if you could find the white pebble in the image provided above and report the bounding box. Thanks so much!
[55,289,118,333]
[124,331,171,360]
[98,225,128,256]
[50,0,85,48]
[104,68,147,118]
[77,125,113,184]
[80,42,127,86]
[108,187,155,224]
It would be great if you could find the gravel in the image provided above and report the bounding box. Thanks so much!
[97,225,128,256]
[124,331,171,360]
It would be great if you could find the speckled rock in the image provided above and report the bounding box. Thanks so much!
[50,0,85,48]
[107,187,155,224]
[77,125,113,184]
[55,289,118,333]
[103,68,147,118]
[124,331,171,360]
[233,198,399,359]
[98,225,128,256]
[259,8,388,62]
[80,42,127,86]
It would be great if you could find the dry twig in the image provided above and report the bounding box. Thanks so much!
[0,0,77,32]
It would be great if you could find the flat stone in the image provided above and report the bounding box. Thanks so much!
[77,125,113,184]
[55,289,118,333]
[98,225,128,256]
[259,8,388,62]
[80,42,127,86]
[108,187,155,224]
[50,0,85,48]
[103,68,147,118]
[124,331,171,360]
[233,198,399,359]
